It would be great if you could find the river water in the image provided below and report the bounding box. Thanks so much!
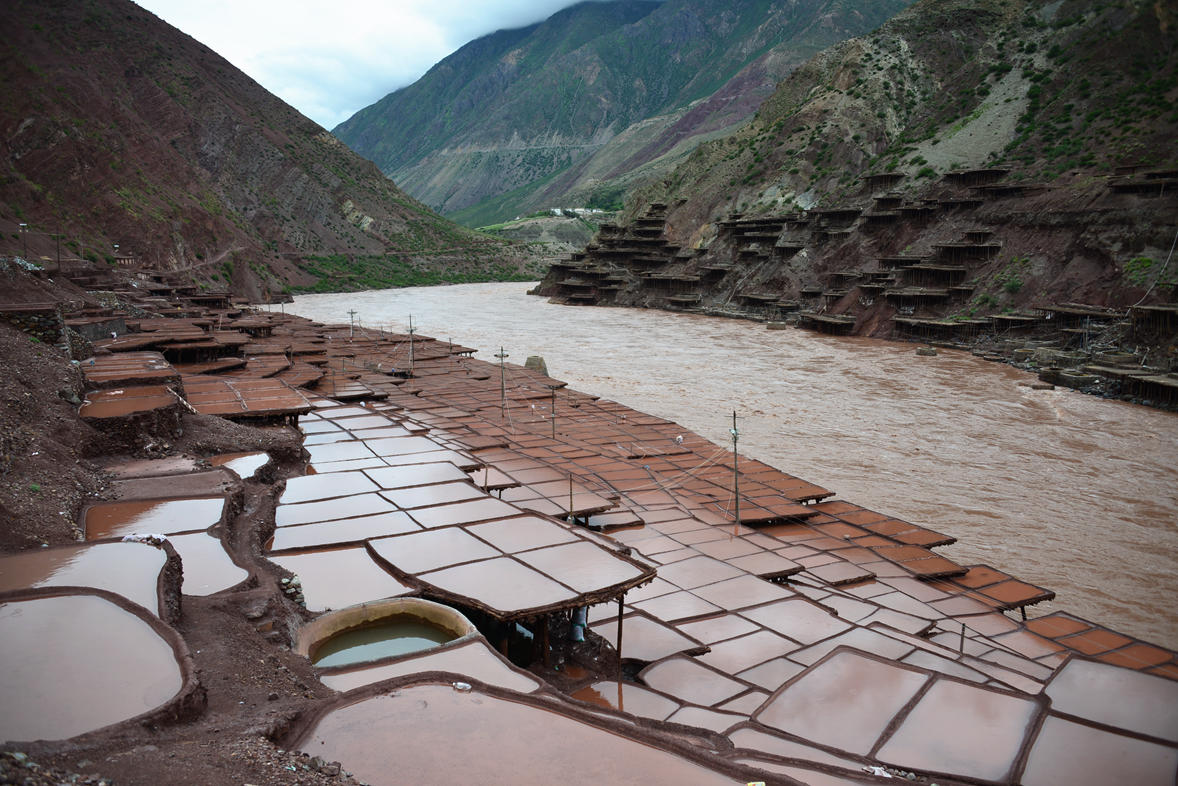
[291,282,1178,650]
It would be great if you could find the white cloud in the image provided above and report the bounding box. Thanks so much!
[133,0,604,129]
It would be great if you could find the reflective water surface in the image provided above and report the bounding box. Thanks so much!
[312,618,456,668]
[0,594,182,741]
[292,283,1178,649]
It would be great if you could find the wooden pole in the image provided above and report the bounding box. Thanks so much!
[408,315,415,377]
[495,347,508,417]
[732,410,740,534]
[616,596,625,679]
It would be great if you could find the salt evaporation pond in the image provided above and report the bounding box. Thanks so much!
[300,684,737,785]
[0,594,182,742]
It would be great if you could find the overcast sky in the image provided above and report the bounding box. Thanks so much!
[134,0,598,130]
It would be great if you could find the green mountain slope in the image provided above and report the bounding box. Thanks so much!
[334,0,911,224]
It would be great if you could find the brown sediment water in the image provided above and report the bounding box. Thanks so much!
[299,683,737,784]
[84,497,225,539]
[0,541,167,614]
[78,385,176,418]
[0,594,182,742]
[292,284,1178,649]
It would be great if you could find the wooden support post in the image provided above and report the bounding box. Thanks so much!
[495,347,508,417]
[408,315,415,378]
[731,410,740,535]
[616,595,625,679]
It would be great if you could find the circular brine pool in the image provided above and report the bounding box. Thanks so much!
[296,598,477,670]
[311,616,457,668]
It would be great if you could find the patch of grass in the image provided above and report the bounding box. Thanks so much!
[1124,256,1177,288]
[995,255,1031,296]
[292,254,534,294]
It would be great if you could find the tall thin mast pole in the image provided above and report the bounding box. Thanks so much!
[731,410,740,534]
[408,315,415,377]
[496,347,509,417]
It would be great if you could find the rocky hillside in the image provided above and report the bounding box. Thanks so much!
[334,0,912,226]
[632,0,1177,221]
[0,0,525,300]
[535,0,1177,366]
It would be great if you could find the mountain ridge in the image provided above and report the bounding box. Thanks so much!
[334,0,911,225]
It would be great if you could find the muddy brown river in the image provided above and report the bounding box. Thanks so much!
[291,283,1178,650]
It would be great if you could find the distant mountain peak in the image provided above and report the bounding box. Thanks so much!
[332,0,911,227]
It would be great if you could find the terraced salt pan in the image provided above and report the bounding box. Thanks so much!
[299,684,737,785]
[269,546,413,612]
[166,531,248,595]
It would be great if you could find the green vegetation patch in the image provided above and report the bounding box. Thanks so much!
[293,254,533,294]
[1123,256,1177,288]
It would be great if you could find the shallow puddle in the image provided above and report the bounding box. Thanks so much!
[0,541,167,615]
[167,532,248,595]
[268,546,412,612]
[79,385,176,418]
[0,594,182,742]
[299,683,736,785]
[84,497,225,539]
